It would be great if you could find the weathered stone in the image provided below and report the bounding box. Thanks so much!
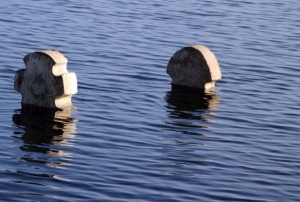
[167,44,221,89]
[14,50,77,110]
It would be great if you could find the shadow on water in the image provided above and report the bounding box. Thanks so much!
[10,104,77,184]
[162,85,220,177]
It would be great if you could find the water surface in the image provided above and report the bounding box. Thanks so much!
[1,0,300,201]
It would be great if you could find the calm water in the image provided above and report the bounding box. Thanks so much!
[1,0,300,201]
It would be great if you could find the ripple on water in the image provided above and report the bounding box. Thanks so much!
[1,0,300,201]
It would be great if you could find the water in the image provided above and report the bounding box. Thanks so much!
[1,0,300,201]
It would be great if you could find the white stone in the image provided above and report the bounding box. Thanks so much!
[167,44,221,89]
[14,50,77,109]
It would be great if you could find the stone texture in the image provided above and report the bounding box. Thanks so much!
[167,44,221,89]
[14,50,77,109]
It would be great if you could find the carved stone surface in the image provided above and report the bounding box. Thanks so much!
[167,45,221,89]
[14,50,77,109]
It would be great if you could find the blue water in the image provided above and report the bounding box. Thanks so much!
[1,0,300,201]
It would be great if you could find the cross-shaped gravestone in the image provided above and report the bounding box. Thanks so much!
[14,50,77,110]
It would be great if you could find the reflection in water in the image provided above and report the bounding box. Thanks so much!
[165,84,220,127]
[163,85,220,177]
[12,104,77,149]
[11,104,77,183]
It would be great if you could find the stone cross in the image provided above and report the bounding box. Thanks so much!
[14,50,77,110]
[167,44,221,89]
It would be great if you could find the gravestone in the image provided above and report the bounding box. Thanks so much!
[167,44,221,89]
[14,50,77,110]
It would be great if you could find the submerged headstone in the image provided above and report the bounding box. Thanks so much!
[14,50,77,110]
[167,44,221,89]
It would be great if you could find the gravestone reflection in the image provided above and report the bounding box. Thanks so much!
[14,50,77,110]
[163,85,219,176]
[12,105,77,156]
[165,85,220,124]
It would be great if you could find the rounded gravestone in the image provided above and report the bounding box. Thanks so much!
[167,44,221,89]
